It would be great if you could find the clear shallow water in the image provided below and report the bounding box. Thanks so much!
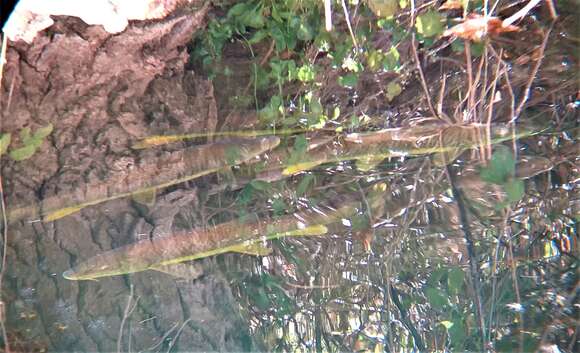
[0,2,578,352]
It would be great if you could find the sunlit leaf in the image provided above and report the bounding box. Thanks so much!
[19,127,31,143]
[297,64,316,82]
[367,0,399,18]
[0,133,11,156]
[440,320,454,329]
[416,11,444,37]
[33,123,54,140]
[386,81,402,101]
[383,46,400,71]
[9,144,37,161]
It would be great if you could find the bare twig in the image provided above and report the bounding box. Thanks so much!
[503,0,543,27]
[511,22,554,122]
[117,284,139,353]
[340,0,358,51]
[410,1,439,120]
[324,0,332,32]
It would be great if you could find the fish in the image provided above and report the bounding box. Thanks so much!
[8,137,280,223]
[283,122,544,174]
[62,193,368,280]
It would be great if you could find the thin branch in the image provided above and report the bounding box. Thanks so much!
[340,0,359,51]
[511,21,554,122]
[117,284,139,353]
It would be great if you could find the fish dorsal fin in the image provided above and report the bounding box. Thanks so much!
[132,189,157,207]
[43,205,85,222]
[229,242,273,256]
[150,262,204,279]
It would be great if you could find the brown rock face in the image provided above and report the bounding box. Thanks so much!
[1,5,255,351]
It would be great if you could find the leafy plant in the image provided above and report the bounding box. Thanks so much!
[1,124,54,161]
[479,146,525,205]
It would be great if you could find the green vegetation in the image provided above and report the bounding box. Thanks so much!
[0,124,53,161]
[187,1,576,352]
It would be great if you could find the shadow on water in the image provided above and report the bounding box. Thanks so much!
[0,1,578,352]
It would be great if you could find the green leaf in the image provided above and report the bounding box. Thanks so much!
[297,65,316,82]
[225,146,241,166]
[448,318,466,348]
[297,22,314,41]
[9,144,37,161]
[0,133,11,156]
[386,81,402,101]
[505,179,525,203]
[19,127,31,144]
[383,46,400,71]
[439,320,454,329]
[338,73,358,88]
[447,267,465,294]
[471,42,485,57]
[425,287,448,309]
[415,11,444,37]
[367,0,399,18]
[250,180,272,192]
[227,3,249,17]
[249,29,268,44]
[296,174,315,196]
[272,197,287,216]
[32,123,53,140]
[238,185,254,205]
[479,146,516,184]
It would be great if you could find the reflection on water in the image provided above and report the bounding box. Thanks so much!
[1,4,578,353]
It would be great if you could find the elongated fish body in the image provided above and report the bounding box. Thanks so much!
[8,137,280,223]
[63,194,361,280]
[282,123,543,174]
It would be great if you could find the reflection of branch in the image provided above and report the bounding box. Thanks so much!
[389,285,425,351]
[117,284,139,353]
[511,22,554,122]
[444,166,487,349]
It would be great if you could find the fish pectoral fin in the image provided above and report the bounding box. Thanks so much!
[280,224,328,237]
[150,262,204,279]
[230,243,273,256]
[43,205,85,222]
[132,189,157,207]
